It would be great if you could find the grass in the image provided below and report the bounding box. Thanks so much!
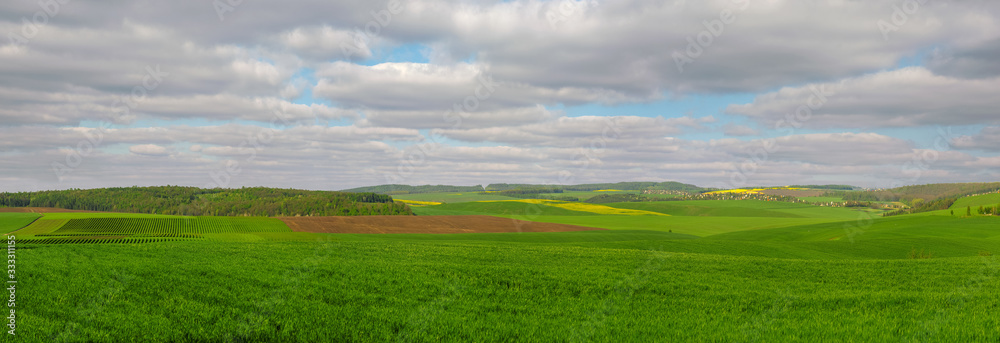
[951,192,1000,211]
[0,213,40,233]
[16,215,293,244]
[798,196,844,203]
[421,199,873,218]
[559,190,682,201]
[53,217,291,234]
[17,219,71,236]
[333,229,698,244]
[13,197,1000,341]
[496,199,668,216]
[422,199,870,220]
[480,214,854,236]
[603,200,867,219]
[18,240,1000,342]
[710,213,1000,243]
[412,199,871,236]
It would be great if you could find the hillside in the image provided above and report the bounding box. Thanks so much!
[340,184,486,194]
[833,182,1000,203]
[345,181,704,194]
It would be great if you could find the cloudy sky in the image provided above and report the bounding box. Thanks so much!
[1,0,999,192]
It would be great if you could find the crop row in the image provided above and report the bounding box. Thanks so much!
[53,217,290,235]
[24,238,185,245]
[34,233,203,238]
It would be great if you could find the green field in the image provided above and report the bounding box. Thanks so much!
[391,190,681,203]
[951,192,1000,211]
[1,213,40,233]
[412,199,878,236]
[8,192,1000,341]
[11,214,296,244]
[603,200,866,218]
[797,196,844,203]
[16,239,1000,341]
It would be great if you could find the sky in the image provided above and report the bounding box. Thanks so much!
[1,0,999,192]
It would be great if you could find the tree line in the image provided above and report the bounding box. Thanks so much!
[343,181,707,194]
[881,198,956,217]
[341,184,485,195]
[0,186,412,217]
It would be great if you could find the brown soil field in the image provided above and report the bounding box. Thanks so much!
[759,189,828,197]
[0,207,95,213]
[279,215,606,234]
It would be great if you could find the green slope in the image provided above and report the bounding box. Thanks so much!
[710,214,1000,242]
[19,241,1000,342]
[951,193,1000,211]
[477,215,851,236]
[603,200,867,219]
[0,212,41,233]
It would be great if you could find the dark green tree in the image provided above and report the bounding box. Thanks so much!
[0,186,412,217]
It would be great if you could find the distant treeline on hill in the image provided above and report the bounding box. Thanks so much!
[482,188,580,201]
[340,184,485,195]
[882,198,957,217]
[827,182,1000,204]
[486,182,703,192]
[0,186,412,217]
[344,181,705,194]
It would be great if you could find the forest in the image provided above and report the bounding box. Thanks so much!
[0,186,412,217]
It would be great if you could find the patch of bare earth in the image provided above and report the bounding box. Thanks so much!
[278,215,605,234]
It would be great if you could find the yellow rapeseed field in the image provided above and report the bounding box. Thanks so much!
[705,189,764,195]
[492,199,668,216]
[395,199,443,206]
[704,186,805,195]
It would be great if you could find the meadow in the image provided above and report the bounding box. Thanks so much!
[5,189,1000,341]
[15,240,1000,341]
[0,213,39,233]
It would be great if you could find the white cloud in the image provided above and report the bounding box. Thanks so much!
[1,0,1000,190]
[723,124,759,137]
[129,144,170,156]
[952,126,1000,152]
[726,67,1000,129]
